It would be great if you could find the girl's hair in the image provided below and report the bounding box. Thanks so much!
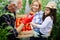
[31,0,41,11]
[43,7,56,24]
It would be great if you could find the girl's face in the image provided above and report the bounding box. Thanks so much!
[32,2,39,12]
[45,8,51,15]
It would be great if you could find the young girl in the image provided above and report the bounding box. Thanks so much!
[31,1,57,40]
[31,0,43,33]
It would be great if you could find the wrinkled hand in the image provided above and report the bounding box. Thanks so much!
[33,31,40,38]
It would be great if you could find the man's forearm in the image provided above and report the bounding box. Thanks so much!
[16,23,24,33]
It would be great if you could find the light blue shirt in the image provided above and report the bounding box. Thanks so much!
[32,11,43,33]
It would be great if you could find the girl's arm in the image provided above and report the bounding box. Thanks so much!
[31,16,52,28]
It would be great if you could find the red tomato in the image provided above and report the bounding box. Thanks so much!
[21,26,26,31]
[19,18,22,21]
[28,26,32,31]
[25,25,29,31]
[16,18,20,27]
[28,23,32,30]
[29,11,34,15]
[25,23,32,31]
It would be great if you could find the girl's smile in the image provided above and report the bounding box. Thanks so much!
[32,2,39,12]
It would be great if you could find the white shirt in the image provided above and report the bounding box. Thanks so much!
[36,16,53,35]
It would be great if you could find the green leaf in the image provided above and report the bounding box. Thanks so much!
[5,26,13,30]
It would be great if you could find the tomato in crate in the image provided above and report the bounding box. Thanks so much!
[17,12,34,38]
[28,24,32,31]
[25,23,32,31]
[25,24,29,31]
[19,18,22,24]
[21,26,26,31]
[16,18,20,27]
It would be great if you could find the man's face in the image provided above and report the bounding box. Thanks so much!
[8,4,16,13]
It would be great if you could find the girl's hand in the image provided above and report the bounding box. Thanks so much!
[30,22,37,27]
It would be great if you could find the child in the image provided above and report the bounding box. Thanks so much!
[31,1,57,40]
[31,0,43,33]
[30,0,44,40]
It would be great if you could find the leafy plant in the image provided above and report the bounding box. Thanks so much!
[29,0,32,5]
[50,0,60,40]
[0,23,13,40]
[18,0,26,14]
[0,0,13,40]
[18,0,32,14]
[0,0,9,17]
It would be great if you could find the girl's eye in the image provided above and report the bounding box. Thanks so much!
[46,10,49,11]
[45,9,49,11]
[36,5,38,7]
[33,5,38,7]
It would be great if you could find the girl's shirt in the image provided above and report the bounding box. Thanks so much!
[32,11,43,33]
[32,16,53,35]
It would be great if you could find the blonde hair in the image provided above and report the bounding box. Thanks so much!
[31,0,42,11]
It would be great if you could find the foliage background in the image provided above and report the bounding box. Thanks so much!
[0,0,13,40]
[0,0,60,40]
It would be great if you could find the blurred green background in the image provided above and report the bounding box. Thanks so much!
[0,0,60,40]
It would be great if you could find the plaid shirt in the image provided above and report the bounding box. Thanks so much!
[32,11,43,33]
